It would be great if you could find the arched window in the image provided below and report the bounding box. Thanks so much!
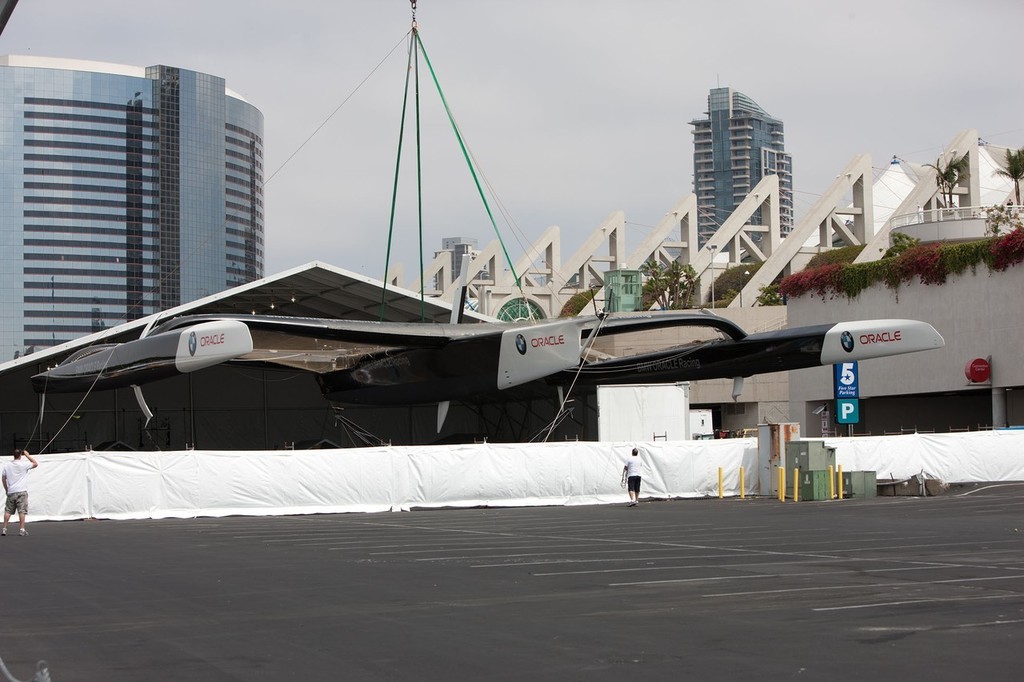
[496,298,544,322]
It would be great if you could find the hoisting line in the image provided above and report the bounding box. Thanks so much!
[380,2,523,320]
[380,31,415,321]
[413,25,425,321]
[414,31,522,288]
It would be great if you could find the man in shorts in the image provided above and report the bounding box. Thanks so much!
[3,448,39,537]
[621,447,643,507]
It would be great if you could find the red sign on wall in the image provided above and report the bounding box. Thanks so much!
[965,357,991,384]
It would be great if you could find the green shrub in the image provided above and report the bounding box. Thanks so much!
[559,289,597,317]
[805,244,866,269]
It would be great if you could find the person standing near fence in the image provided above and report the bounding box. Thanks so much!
[621,447,643,506]
[3,448,39,537]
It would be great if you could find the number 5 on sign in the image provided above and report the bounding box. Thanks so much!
[833,361,858,399]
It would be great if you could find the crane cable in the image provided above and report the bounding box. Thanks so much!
[381,1,523,320]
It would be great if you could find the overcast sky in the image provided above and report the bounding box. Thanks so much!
[4,0,1023,283]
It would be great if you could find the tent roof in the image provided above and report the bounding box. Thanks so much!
[872,157,919,230]
[0,261,494,375]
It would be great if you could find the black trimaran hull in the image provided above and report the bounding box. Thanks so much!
[31,313,943,406]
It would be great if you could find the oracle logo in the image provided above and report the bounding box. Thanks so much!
[530,334,565,348]
[188,330,228,357]
[859,330,902,345]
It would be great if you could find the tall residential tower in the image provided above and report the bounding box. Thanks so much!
[0,56,264,357]
[691,87,793,243]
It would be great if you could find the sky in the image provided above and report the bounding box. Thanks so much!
[4,0,1023,285]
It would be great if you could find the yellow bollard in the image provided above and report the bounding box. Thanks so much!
[778,466,785,502]
[828,464,835,499]
[793,467,800,502]
[837,464,844,500]
[739,466,745,499]
[718,467,724,499]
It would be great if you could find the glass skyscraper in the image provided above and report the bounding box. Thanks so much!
[0,56,264,358]
[691,87,793,243]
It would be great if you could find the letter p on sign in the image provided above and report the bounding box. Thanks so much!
[836,398,860,424]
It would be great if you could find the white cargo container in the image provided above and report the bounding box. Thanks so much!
[597,383,691,442]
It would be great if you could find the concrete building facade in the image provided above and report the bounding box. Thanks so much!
[788,263,1024,436]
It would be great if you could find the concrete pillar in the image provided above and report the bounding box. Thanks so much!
[993,387,1008,429]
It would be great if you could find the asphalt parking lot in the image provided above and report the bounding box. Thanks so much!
[2,485,1023,681]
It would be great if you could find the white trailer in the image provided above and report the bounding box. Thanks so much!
[597,383,691,442]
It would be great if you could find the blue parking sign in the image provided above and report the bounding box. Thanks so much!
[833,362,859,399]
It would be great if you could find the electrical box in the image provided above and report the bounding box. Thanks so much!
[838,470,853,497]
[798,470,831,501]
[786,440,836,472]
[759,422,800,498]
[849,471,877,498]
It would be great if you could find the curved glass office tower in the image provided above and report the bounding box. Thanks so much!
[0,56,264,358]
[691,87,793,244]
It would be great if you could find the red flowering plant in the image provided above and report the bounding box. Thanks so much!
[779,225,1023,302]
[992,227,1024,271]
[894,242,946,285]
[778,262,843,300]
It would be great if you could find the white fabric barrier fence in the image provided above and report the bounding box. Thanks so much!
[28,440,756,521]
[24,430,1024,521]
[823,430,1024,483]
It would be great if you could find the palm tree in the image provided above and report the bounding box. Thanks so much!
[664,260,698,309]
[994,147,1024,206]
[640,259,698,309]
[924,152,970,209]
[640,259,670,310]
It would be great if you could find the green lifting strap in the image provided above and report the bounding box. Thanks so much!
[380,33,415,320]
[381,27,525,322]
[413,31,523,288]
[413,32,426,320]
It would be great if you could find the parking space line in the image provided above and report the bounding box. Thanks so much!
[700,573,1024,597]
[816,594,1022,612]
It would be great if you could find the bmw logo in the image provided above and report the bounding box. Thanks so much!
[188,331,198,356]
[840,331,855,353]
[515,334,527,355]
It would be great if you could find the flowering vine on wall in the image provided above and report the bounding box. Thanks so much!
[779,227,1024,301]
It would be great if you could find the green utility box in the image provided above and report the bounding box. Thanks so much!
[849,471,877,498]
[798,470,831,501]
[838,471,853,498]
[786,441,836,473]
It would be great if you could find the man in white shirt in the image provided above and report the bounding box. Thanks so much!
[3,448,39,537]
[621,447,643,506]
